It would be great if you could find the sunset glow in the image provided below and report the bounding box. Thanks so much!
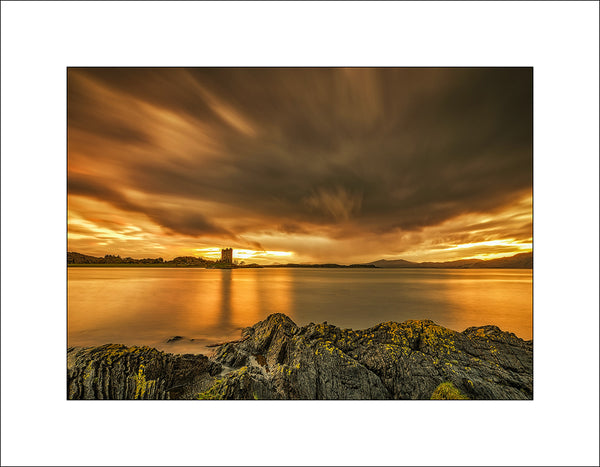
[194,248,294,261]
[68,68,532,264]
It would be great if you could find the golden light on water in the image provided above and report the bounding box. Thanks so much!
[68,267,532,350]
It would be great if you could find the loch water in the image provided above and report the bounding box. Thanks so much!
[68,267,532,354]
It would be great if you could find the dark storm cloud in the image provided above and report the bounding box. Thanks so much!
[68,67,532,241]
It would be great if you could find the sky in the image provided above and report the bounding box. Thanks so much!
[67,67,532,264]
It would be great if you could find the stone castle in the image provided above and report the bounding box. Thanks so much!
[220,248,233,264]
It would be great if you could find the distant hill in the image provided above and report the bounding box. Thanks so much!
[368,252,532,269]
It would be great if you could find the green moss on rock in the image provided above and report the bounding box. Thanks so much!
[197,378,226,400]
[430,382,469,400]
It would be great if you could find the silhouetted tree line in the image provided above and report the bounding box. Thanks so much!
[66,251,254,268]
[68,252,205,265]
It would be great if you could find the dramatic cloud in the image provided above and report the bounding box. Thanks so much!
[67,67,532,263]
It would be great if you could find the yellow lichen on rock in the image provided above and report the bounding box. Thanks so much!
[134,364,147,399]
[196,378,225,400]
[430,382,469,400]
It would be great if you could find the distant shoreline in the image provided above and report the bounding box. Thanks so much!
[67,251,532,269]
[67,263,532,269]
[66,263,377,269]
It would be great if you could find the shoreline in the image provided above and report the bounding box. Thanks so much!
[67,251,533,269]
[68,313,533,400]
[67,264,532,270]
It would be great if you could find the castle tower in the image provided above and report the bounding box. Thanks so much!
[220,248,233,264]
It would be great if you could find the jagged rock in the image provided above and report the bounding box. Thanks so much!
[208,314,532,400]
[67,314,532,400]
[67,344,221,399]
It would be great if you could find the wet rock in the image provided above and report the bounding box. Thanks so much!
[67,314,532,400]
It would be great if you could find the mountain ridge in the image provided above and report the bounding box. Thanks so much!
[368,251,532,269]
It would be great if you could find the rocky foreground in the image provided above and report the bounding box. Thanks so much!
[67,313,533,400]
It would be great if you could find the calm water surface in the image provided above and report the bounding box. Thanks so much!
[68,268,532,354]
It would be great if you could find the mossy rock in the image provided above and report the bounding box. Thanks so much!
[430,382,469,400]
